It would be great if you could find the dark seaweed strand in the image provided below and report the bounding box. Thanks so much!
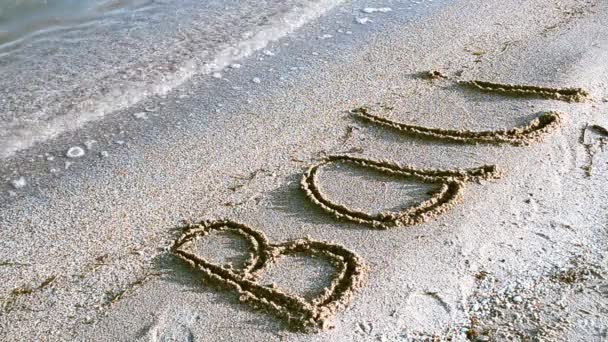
[460,80,589,103]
[353,107,563,146]
[301,156,481,229]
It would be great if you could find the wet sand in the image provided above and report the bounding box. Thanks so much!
[1,0,608,340]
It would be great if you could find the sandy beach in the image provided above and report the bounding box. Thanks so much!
[1,0,608,340]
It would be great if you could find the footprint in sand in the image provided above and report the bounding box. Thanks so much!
[147,307,199,342]
[399,291,452,333]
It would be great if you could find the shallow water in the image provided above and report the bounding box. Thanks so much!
[0,0,342,158]
[0,0,147,44]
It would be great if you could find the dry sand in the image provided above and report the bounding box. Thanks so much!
[1,0,608,340]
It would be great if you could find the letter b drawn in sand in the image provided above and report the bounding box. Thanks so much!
[172,220,368,331]
[301,155,501,229]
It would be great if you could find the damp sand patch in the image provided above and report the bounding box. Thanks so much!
[301,155,500,229]
[352,107,564,146]
[172,220,368,332]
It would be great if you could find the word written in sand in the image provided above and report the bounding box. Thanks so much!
[172,220,368,331]
[352,107,564,146]
[301,155,500,229]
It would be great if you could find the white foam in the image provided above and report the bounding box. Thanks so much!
[10,176,27,189]
[355,17,372,24]
[361,7,392,13]
[0,0,344,159]
[133,112,148,119]
[66,146,85,158]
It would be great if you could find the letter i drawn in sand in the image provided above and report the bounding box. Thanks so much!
[172,220,368,331]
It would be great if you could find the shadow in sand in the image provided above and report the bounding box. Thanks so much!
[151,247,288,334]
[265,172,357,228]
[312,162,444,214]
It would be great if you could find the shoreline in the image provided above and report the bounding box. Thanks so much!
[2,0,608,340]
[0,0,446,201]
[0,0,346,159]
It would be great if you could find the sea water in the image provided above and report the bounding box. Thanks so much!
[0,0,342,158]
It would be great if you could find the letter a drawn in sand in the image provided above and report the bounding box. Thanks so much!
[172,220,368,331]
[301,155,500,229]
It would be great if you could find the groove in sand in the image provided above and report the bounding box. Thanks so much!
[423,70,590,103]
[458,79,590,103]
[172,220,368,331]
[352,107,564,146]
[301,155,500,229]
